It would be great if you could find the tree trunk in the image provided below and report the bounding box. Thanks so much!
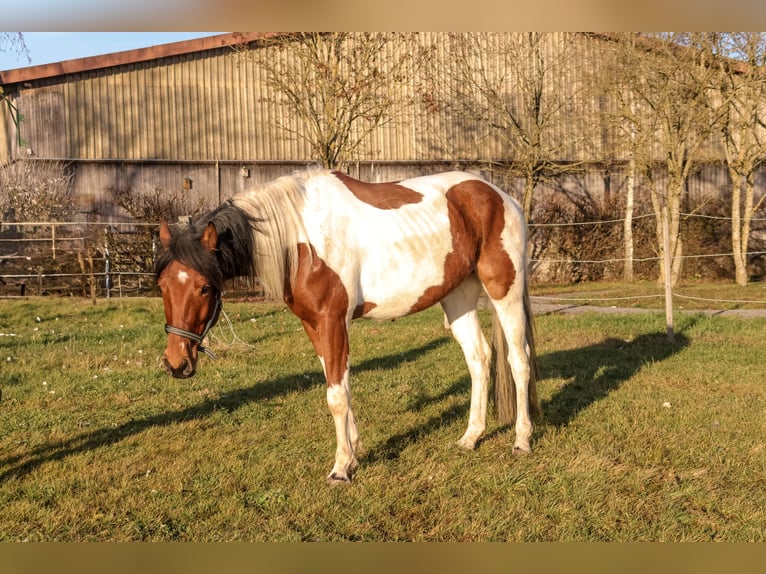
[654,178,683,287]
[623,157,635,282]
[522,175,535,222]
[730,171,748,286]
[669,190,683,287]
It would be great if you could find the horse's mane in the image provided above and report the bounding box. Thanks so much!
[155,167,319,299]
[231,168,318,299]
[154,200,258,290]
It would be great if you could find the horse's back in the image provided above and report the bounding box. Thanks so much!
[300,170,524,320]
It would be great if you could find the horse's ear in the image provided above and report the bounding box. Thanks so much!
[159,220,172,249]
[200,222,218,253]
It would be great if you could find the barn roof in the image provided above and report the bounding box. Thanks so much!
[0,32,280,87]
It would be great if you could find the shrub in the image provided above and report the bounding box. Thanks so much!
[104,186,207,277]
[0,159,74,222]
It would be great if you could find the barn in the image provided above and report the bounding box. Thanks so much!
[1,32,763,292]
[0,32,673,222]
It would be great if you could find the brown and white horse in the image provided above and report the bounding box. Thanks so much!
[155,168,540,482]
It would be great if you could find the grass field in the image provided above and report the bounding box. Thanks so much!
[1,289,765,541]
[531,278,766,311]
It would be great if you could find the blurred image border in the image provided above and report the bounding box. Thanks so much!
[4,0,766,31]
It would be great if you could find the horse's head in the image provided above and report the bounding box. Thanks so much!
[156,219,223,379]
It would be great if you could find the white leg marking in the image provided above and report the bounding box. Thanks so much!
[326,371,358,482]
[493,294,534,453]
[451,310,491,450]
[440,278,489,450]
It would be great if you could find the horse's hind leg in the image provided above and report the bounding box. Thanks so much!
[490,292,534,453]
[440,275,491,450]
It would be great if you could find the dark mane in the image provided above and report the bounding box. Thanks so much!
[154,201,258,289]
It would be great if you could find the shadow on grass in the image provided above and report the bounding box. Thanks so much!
[0,337,451,480]
[0,323,692,479]
[362,376,472,463]
[363,326,692,463]
[539,330,690,428]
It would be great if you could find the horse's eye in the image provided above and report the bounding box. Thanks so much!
[201,285,211,296]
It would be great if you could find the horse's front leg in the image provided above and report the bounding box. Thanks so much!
[305,318,358,483]
[327,370,358,483]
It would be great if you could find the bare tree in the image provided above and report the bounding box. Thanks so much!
[421,33,601,220]
[601,35,664,283]
[612,33,725,286]
[706,33,766,285]
[0,33,30,65]
[105,185,207,276]
[240,33,419,169]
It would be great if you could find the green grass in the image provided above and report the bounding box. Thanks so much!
[1,294,765,541]
[531,278,766,311]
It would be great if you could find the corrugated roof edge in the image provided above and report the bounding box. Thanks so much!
[0,32,282,86]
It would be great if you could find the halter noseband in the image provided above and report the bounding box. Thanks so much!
[164,292,222,360]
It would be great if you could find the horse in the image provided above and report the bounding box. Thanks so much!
[155,167,540,483]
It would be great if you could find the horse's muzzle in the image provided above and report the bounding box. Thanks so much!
[162,356,196,379]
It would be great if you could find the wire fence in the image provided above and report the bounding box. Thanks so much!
[2,213,766,323]
[0,220,261,300]
[526,209,766,340]
[1,221,151,299]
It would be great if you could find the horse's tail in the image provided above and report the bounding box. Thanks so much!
[490,284,541,426]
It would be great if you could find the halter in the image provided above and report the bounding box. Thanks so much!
[164,292,222,360]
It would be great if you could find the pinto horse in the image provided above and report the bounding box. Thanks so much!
[155,168,540,483]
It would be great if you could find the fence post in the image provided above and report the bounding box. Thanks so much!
[662,207,675,343]
[87,249,96,305]
[104,242,111,299]
[51,224,56,260]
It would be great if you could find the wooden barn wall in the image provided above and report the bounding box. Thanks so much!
[68,159,497,221]
[69,161,317,221]
[0,98,9,163]
[64,158,745,224]
[1,33,754,221]
[8,33,625,164]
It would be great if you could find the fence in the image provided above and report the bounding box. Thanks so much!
[528,209,766,340]
[2,213,766,336]
[1,221,149,299]
[0,220,267,300]
[528,211,766,280]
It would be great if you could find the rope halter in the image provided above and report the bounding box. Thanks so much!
[164,292,222,360]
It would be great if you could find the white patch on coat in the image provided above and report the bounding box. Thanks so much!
[176,270,190,285]
[301,171,478,320]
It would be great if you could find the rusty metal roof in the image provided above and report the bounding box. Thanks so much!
[0,32,280,86]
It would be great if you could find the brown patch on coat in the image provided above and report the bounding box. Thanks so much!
[283,243,351,386]
[353,302,378,319]
[332,171,423,209]
[408,179,516,313]
[452,180,516,300]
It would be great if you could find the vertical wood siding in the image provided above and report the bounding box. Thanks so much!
[2,32,752,221]
[12,34,630,164]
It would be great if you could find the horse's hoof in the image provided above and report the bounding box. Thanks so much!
[327,472,352,484]
[512,446,531,455]
[456,439,476,450]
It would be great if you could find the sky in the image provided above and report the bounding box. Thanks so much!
[0,32,222,71]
